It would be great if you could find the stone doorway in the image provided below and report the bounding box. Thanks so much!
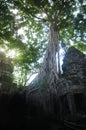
[74,93,86,114]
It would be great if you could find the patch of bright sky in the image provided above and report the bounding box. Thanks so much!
[7,49,20,59]
[36,13,47,19]
[27,73,38,84]
[48,0,54,6]
[10,8,28,43]
[18,27,28,43]
[56,47,65,74]
[10,9,18,14]
[70,40,74,46]
[0,47,19,59]
[0,48,5,52]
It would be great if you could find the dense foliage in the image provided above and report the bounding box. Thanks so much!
[0,0,86,86]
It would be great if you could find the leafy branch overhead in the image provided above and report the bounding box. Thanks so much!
[0,0,86,85]
[1,0,86,44]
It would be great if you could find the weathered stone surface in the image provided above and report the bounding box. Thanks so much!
[58,46,86,95]
[0,46,86,129]
[57,46,86,119]
[0,51,17,92]
[24,46,86,120]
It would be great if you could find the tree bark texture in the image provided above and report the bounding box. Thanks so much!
[39,23,59,88]
[25,23,59,115]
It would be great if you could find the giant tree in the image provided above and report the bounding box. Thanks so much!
[0,0,86,86]
[0,0,86,116]
[12,0,85,81]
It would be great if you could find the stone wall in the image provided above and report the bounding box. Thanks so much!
[57,46,86,95]
[24,46,86,121]
[57,46,86,119]
[0,51,17,92]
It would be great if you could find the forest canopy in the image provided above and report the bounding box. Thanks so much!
[0,0,86,86]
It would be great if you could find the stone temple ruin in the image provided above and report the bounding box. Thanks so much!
[0,51,16,92]
[24,46,86,121]
[57,46,86,119]
[0,46,86,123]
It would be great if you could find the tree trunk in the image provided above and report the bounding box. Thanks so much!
[39,22,59,91]
[25,22,59,116]
[48,23,59,87]
[57,46,61,76]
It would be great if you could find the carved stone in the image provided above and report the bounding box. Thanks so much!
[57,46,86,118]
[0,51,16,92]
